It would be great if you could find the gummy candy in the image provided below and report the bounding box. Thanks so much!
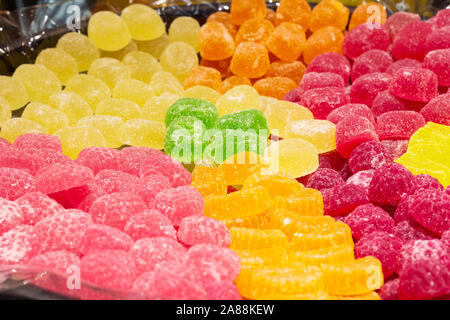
[426,26,450,52]
[243,171,304,198]
[121,4,164,41]
[376,111,425,140]
[230,227,288,251]
[327,103,375,125]
[191,166,227,197]
[77,115,124,149]
[423,49,450,87]
[112,79,154,107]
[305,168,344,191]
[168,17,200,53]
[344,204,394,240]
[265,101,313,138]
[1,118,48,144]
[206,12,237,37]
[235,18,274,45]
[183,86,221,105]
[216,85,262,115]
[150,71,184,96]
[100,40,138,61]
[178,215,230,247]
[0,97,12,127]
[199,22,235,61]
[56,32,100,72]
[135,32,169,60]
[88,11,131,52]
[266,61,306,85]
[306,52,351,85]
[420,93,450,126]
[76,147,121,175]
[165,98,218,129]
[160,42,199,83]
[0,167,36,201]
[49,91,93,126]
[284,119,336,153]
[412,174,443,193]
[371,91,409,118]
[351,49,393,81]
[121,51,161,83]
[343,23,389,60]
[230,0,267,25]
[348,2,387,31]
[124,209,176,241]
[79,224,133,255]
[303,27,345,65]
[266,22,306,62]
[253,77,297,100]
[223,76,252,93]
[55,126,107,159]
[309,0,349,32]
[184,67,223,93]
[96,98,141,122]
[350,72,392,107]
[88,57,131,90]
[0,76,28,111]
[384,11,421,41]
[36,48,78,85]
[0,225,40,265]
[122,119,165,149]
[22,102,69,134]
[389,67,438,103]
[289,244,355,266]
[348,141,386,174]
[322,183,369,217]
[385,58,422,76]
[216,109,269,138]
[230,42,270,79]
[391,21,433,61]
[142,93,180,123]
[16,192,63,226]
[0,199,24,235]
[65,74,111,112]
[300,87,350,120]
[275,0,311,30]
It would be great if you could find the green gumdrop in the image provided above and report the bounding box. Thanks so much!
[164,116,206,163]
[215,109,270,138]
[165,97,218,129]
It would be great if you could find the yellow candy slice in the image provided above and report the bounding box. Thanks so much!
[230,227,289,250]
[289,244,355,266]
[285,119,336,153]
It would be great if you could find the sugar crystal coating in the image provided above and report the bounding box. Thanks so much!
[0,225,40,265]
[377,111,426,140]
[28,250,80,274]
[305,168,344,191]
[423,49,450,87]
[16,192,63,226]
[13,133,62,152]
[35,163,93,195]
[121,4,165,41]
[371,90,410,118]
[0,199,24,235]
[322,183,369,217]
[79,224,133,255]
[426,26,450,52]
[389,67,438,103]
[306,52,351,85]
[380,140,409,162]
[351,49,393,81]
[124,209,176,241]
[348,141,387,174]
[119,147,162,176]
[76,147,121,175]
[412,174,443,194]
[326,103,375,125]
[343,23,390,60]
[300,87,350,120]
[393,220,434,242]
[420,93,450,125]
[0,148,42,175]
[298,72,344,95]
[94,170,138,194]
[205,282,241,300]
[385,58,422,76]
[346,170,375,191]
[391,21,433,61]
[88,11,131,52]
[139,152,191,187]
[384,12,421,41]
[0,168,36,200]
[350,72,392,107]
[380,278,399,300]
[178,215,231,247]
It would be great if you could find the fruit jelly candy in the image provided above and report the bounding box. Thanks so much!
[348,141,387,174]
[0,167,36,201]
[87,10,131,51]
[79,224,133,256]
[183,86,221,105]
[160,42,199,83]
[167,17,200,53]
[275,0,311,30]
[289,243,355,266]
[230,0,266,25]
[266,61,306,85]
[235,18,274,45]
[230,42,270,79]
[135,30,169,58]
[392,21,433,61]
[165,97,218,129]
[0,76,29,110]
[121,52,161,84]
[56,32,99,72]
[379,278,400,300]
[48,91,93,127]
[351,49,393,81]
[380,140,409,162]
[206,11,237,37]
[0,225,40,265]
[420,93,450,126]
[184,67,223,93]
[112,79,154,108]
[343,23,389,60]
[426,26,450,52]
[223,76,252,93]
[150,71,184,96]
[229,227,288,251]
[204,186,271,221]
[12,64,61,104]
[28,148,72,171]
[306,52,350,85]
[205,282,241,300]
[199,22,235,61]
[318,150,346,172]
[327,103,375,126]
[135,175,172,208]
[253,77,297,100]
[16,192,63,226]
[322,183,369,216]
[412,174,443,194]
[321,256,384,295]
[236,246,288,269]
[265,101,313,138]
[94,169,138,194]
[297,72,344,95]
[442,230,450,248]
[423,49,450,87]
[77,115,124,149]
[348,2,387,31]
[200,58,232,79]
[191,166,227,197]
[0,147,42,174]
[178,215,230,247]
[120,4,164,41]
[117,146,159,176]
[371,90,410,118]
[385,58,422,76]
[270,210,335,238]
[300,87,349,120]
[284,119,336,154]
[386,11,422,41]
[389,67,438,103]
[266,22,305,62]
[28,249,80,279]
[21,102,69,135]
[218,151,265,186]
[100,39,138,61]
[142,92,180,123]
[124,209,176,241]
[335,115,379,159]
[55,126,107,160]
[216,85,262,115]
[343,204,394,240]
[95,98,141,122]
[305,168,344,191]
[377,111,426,140]
[435,8,450,28]
[36,48,78,85]
[0,100,11,129]
[290,224,352,251]
[350,72,392,107]
[76,147,120,175]
[65,74,111,112]
[216,109,269,137]
[272,189,324,216]
[310,0,350,32]
[88,57,131,91]
[244,170,304,198]
[0,198,24,235]
[122,119,165,149]
[303,26,344,65]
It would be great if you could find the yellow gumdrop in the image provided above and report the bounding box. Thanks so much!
[0,97,12,126]
[122,118,165,149]
[48,91,93,126]
[160,41,199,83]
[65,74,111,112]
[56,126,107,159]
[88,58,132,90]
[142,92,180,123]
[265,101,314,138]
[96,98,142,121]
[121,4,165,41]
[57,32,100,72]
[0,118,48,143]
[259,96,278,112]
[100,40,138,60]
[122,51,162,83]
[21,102,69,134]
[150,71,184,96]
[0,76,29,110]
[168,17,201,52]
[35,48,78,85]
[285,119,336,153]
[135,32,169,59]
[113,79,155,107]
[183,86,221,104]
[12,64,61,104]
[78,115,124,149]
[216,85,262,115]
[88,11,131,51]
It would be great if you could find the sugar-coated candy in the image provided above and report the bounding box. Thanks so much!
[88,58,131,90]
[118,147,158,176]
[76,147,121,175]
[235,18,274,45]
[216,85,262,115]
[122,51,161,83]
[0,168,36,200]
[371,90,410,118]
[0,199,24,235]
[0,225,40,265]
[79,224,133,255]
[191,166,227,197]
[121,4,164,41]
[377,111,425,140]
[142,93,180,123]
[385,58,422,76]
[350,72,392,107]
[21,102,69,135]
[264,101,313,138]
[205,282,241,300]
[36,48,78,85]
[88,11,131,51]
[122,119,165,149]
[351,49,393,81]
[184,67,223,93]
[55,126,107,160]
[178,215,230,247]
[65,74,111,112]
[28,250,80,276]
[223,76,252,93]
[230,227,289,251]
[165,98,218,129]
[303,27,344,65]
[206,12,237,37]
[412,174,443,194]
[275,0,311,30]
[343,23,389,60]
[135,31,169,59]
[434,8,450,28]
[309,0,349,32]
[305,168,344,191]
[16,192,63,226]
[391,21,433,61]
[100,40,138,61]
[266,22,306,62]
[253,77,297,100]
[284,119,336,153]
[0,147,41,174]
[420,93,450,126]
[322,183,369,217]
[160,42,199,83]
[380,139,409,162]
[384,11,421,41]
[306,52,351,85]
[56,32,100,72]
[199,22,235,61]
[48,91,93,126]
[230,0,266,25]
[184,86,221,105]
[112,79,154,107]
[348,2,387,31]
[230,42,270,79]
[298,72,345,95]
[344,204,394,240]
[95,98,141,122]
[124,209,176,241]
[327,103,375,125]
[216,109,269,137]
[78,115,124,149]
[168,17,200,53]
[426,26,450,52]
[300,87,349,120]
[94,170,138,194]
[150,71,184,96]
[266,61,306,85]
[389,67,438,103]
[348,141,386,174]
[346,170,374,191]
[0,76,29,110]
[423,49,450,87]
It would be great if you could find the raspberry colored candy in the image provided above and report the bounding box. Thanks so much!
[420,93,450,125]
[339,163,353,181]
[0,148,41,175]
[33,209,93,253]
[13,133,62,152]
[343,23,390,60]
[426,26,450,52]
[368,163,414,205]
[435,8,450,28]
[0,199,24,235]
[205,282,241,300]
[0,137,11,149]
[412,174,443,194]
[380,278,399,300]
[351,49,393,81]
[119,147,164,176]
[305,52,351,85]
[28,250,80,273]
[0,225,40,265]
[76,182,106,213]
[355,231,403,278]
[348,141,387,174]
[79,224,133,255]
[129,237,186,274]
[346,170,375,191]
[318,151,346,172]
[379,140,409,162]
[94,169,139,194]
[139,152,191,187]
[76,147,121,175]
[300,87,350,120]
[393,220,434,242]
[350,72,392,107]
[344,204,395,240]
[393,195,416,223]
[89,192,147,230]
[283,89,301,103]
[377,111,426,140]
[178,215,231,247]
[322,183,369,217]
[155,186,204,226]
[305,168,344,191]
[385,58,422,76]
[391,21,433,61]
[442,230,450,248]
[124,209,176,241]
[133,175,172,208]
[423,49,450,87]
[0,167,36,200]
[16,192,64,225]
[326,103,375,125]
[335,115,379,159]
[372,91,410,118]
[28,148,72,170]
[297,72,344,95]
[384,12,421,41]
[390,67,438,103]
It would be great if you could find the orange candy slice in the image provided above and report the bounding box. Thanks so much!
[289,244,355,265]
[191,166,227,197]
[271,188,324,216]
[230,227,289,250]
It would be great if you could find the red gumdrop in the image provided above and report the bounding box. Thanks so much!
[344,204,395,240]
[0,167,36,200]
[79,224,133,255]
[205,282,242,300]
[13,133,62,152]
[355,231,403,278]
[305,168,344,191]
[369,163,414,205]
[28,148,72,171]
[297,72,344,95]
[420,93,450,125]
[326,103,375,125]
[348,141,387,174]
[346,170,375,191]
[0,137,11,148]
[0,225,40,265]
[442,230,450,248]
[16,192,64,225]
[35,163,93,195]
[384,12,421,41]
[393,195,416,223]
[300,87,350,120]
[393,220,435,242]
[0,199,24,235]
[283,89,301,103]
[343,23,390,60]
[339,163,353,181]
[412,174,443,194]
[178,215,231,247]
[76,147,121,175]
[118,147,164,176]
[426,26,450,52]
[335,115,379,159]
[377,111,426,140]
[385,58,422,76]
[380,140,409,162]
[351,49,393,81]
[139,152,191,187]
[318,151,346,172]
[76,182,106,213]
[350,72,392,107]
[435,8,450,28]
[389,67,438,103]
[305,52,351,85]
[0,148,42,175]
[371,90,410,118]
[380,278,399,300]
[94,169,138,194]
[322,183,369,217]
[132,175,172,208]
[28,250,80,273]
[124,209,176,241]
[423,49,450,87]
[392,21,433,61]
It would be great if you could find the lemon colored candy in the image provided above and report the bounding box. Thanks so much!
[135,32,169,59]
[122,51,162,83]
[160,42,199,83]
[216,85,262,115]
[35,48,78,85]
[183,86,221,104]
[285,119,336,153]
[150,71,184,96]
[88,11,131,51]
[0,118,48,143]
[264,101,314,138]
[0,97,12,127]
[88,58,132,90]
[113,79,155,107]
[48,91,93,126]
[56,125,107,159]
[100,40,138,60]
[142,92,180,123]
[56,32,100,72]
[78,115,124,149]
[96,98,142,122]
[168,17,201,52]
[259,96,278,112]
[65,74,111,112]
[121,4,165,41]
[12,64,61,104]
[122,118,165,149]
[0,76,29,110]
[22,102,69,134]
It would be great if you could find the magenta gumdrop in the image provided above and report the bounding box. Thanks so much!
[124,209,177,241]
[13,133,62,152]
[305,168,344,191]
[297,72,344,95]
[76,147,121,175]
[385,58,422,76]
[343,23,390,60]
[118,147,163,176]
[350,72,392,107]
[371,90,410,118]
[344,204,395,240]
[426,26,450,52]
[296,86,350,120]
[384,11,421,41]
[351,49,393,81]
[389,67,438,103]
[435,8,450,28]
[0,225,40,265]
[380,278,399,300]
[393,220,435,242]
[423,49,450,87]
[322,183,369,217]
[348,141,387,174]
[326,103,375,125]
[139,152,191,187]
[178,215,231,247]
[376,111,426,140]
[412,174,443,194]
[305,52,351,85]
[420,93,450,125]
[391,21,433,61]
[346,170,375,191]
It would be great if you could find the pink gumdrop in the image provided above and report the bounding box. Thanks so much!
[16,192,64,225]
[118,147,164,176]
[346,170,375,192]
[76,182,106,213]
[385,58,422,76]
[178,215,231,247]
[322,183,369,217]
[28,250,80,274]
[305,168,344,191]
[0,167,36,201]
[13,133,62,152]
[426,26,450,52]
[326,103,375,125]
[380,279,399,300]
[435,8,450,28]
[423,49,450,87]
[393,220,435,242]
[283,89,301,103]
[133,175,172,208]
[393,195,416,223]
[0,148,42,175]
[0,137,11,149]
[124,209,176,241]
[420,93,450,126]
[205,282,241,300]
[0,225,40,265]
[343,23,390,60]
[76,147,121,175]
[384,11,421,41]
[348,141,387,174]
[300,87,350,120]
[139,152,191,187]
[79,224,133,255]
[412,174,443,194]
[305,52,351,85]
[94,169,139,194]
[0,199,24,235]
[339,163,353,181]
[376,111,426,140]
[392,21,433,61]
[351,49,393,81]
[335,115,379,159]
[389,67,438,103]
[344,204,394,240]
[350,72,392,107]
[442,230,450,248]
[318,151,346,172]
[371,90,411,118]
[297,72,344,95]
[380,140,409,162]
[28,148,72,172]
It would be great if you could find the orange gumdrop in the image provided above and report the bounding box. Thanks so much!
[275,0,312,31]
[207,12,238,37]
[230,0,267,26]
[184,66,224,92]
[303,26,344,65]
[266,61,306,85]
[309,0,350,32]
[266,22,306,62]
[230,42,270,79]
[235,18,275,45]
[199,21,235,61]
[348,2,387,31]
[223,75,252,93]
[253,77,297,100]
[200,58,232,78]
[266,8,276,24]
